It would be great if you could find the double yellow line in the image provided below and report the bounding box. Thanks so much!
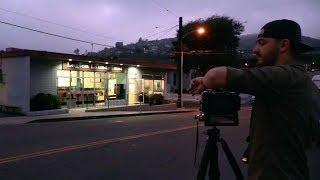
[0,125,199,165]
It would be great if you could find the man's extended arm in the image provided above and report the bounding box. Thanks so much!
[202,66,228,89]
[188,67,227,95]
[189,65,296,97]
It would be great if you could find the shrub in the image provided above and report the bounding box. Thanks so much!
[149,94,164,105]
[143,94,150,103]
[30,93,61,111]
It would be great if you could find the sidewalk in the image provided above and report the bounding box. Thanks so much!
[0,107,197,126]
[0,94,253,126]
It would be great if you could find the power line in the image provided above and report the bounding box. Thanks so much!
[145,21,178,35]
[154,27,177,40]
[150,0,179,18]
[0,7,127,43]
[149,0,193,23]
[143,25,178,39]
[0,20,113,47]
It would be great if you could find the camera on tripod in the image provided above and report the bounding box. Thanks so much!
[194,89,244,180]
[197,89,241,126]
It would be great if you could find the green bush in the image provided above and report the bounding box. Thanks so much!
[143,94,150,103]
[149,94,164,105]
[30,93,61,111]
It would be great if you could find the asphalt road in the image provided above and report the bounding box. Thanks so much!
[0,107,318,180]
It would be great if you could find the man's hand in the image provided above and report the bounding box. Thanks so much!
[188,67,228,95]
[188,77,207,95]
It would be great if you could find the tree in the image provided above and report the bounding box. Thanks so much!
[172,15,245,73]
[74,48,80,55]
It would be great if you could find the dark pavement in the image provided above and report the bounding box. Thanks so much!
[0,107,318,180]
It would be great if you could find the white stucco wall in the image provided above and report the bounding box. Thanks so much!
[30,59,59,97]
[127,67,142,79]
[127,67,143,103]
[0,56,30,113]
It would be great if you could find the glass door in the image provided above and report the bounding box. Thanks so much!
[57,70,71,108]
[70,71,83,107]
[83,71,95,107]
[95,72,107,107]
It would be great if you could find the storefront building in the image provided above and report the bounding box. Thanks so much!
[0,49,175,114]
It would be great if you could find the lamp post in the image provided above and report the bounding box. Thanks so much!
[177,17,205,108]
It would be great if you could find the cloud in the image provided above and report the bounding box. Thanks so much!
[0,0,319,53]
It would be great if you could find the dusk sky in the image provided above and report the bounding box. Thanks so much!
[1,0,319,54]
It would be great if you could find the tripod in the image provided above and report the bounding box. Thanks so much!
[197,127,244,180]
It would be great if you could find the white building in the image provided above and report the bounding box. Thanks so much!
[0,48,176,114]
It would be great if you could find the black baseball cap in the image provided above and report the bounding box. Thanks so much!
[257,19,314,53]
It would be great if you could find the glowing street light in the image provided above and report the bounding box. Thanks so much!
[197,27,206,35]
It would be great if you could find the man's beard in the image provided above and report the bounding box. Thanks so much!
[256,48,279,66]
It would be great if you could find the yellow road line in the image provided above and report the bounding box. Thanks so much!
[0,125,202,165]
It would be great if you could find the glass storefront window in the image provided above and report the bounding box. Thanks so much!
[83,77,94,88]
[94,72,104,89]
[57,77,70,106]
[84,72,94,77]
[70,78,83,105]
[71,71,82,78]
[154,80,164,92]
[95,72,106,104]
[57,77,70,87]
[71,78,82,88]
[144,80,153,95]
[56,65,174,107]
[108,79,116,96]
[116,73,126,84]
[57,70,70,77]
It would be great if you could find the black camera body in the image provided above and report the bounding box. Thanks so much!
[198,90,240,126]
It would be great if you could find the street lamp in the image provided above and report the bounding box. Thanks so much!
[177,17,206,108]
[197,27,205,35]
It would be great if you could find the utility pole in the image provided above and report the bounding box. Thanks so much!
[177,17,183,108]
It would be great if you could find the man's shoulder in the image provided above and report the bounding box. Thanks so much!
[257,64,306,76]
[247,65,304,77]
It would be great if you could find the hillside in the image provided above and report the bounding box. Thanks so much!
[94,35,320,60]
[239,34,320,50]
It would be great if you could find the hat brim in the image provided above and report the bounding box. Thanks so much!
[297,42,314,53]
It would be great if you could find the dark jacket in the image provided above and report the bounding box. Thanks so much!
[226,61,320,180]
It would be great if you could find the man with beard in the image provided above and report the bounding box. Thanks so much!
[188,19,319,180]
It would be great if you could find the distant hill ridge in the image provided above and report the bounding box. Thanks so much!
[239,34,320,50]
[96,34,320,58]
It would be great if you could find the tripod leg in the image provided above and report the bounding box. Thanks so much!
[197,138,211,180]
[208,141,220,180]
[220,138,244,180]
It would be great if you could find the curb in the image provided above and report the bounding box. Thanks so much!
[28,109,197,123]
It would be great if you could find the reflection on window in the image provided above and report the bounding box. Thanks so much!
[71,71,82,78]
[95,79,103,89]
[108,79,116,96]
[144,80,153,94]
[71,78,82,88]
[57,70,70,77]
[154,80,163,92]
[84,72,94,78]
[84,78,94,88]
[57,77,70,87]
